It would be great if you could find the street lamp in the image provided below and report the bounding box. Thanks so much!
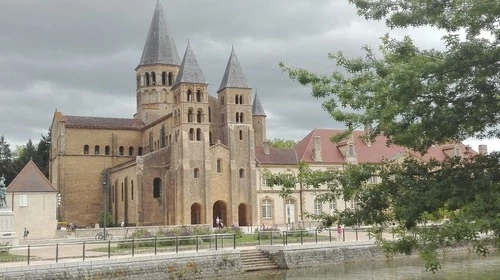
[103,179,107,240]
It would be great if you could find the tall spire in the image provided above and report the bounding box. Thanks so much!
[217,47,249,92]
[138,0,180,66]
[174,43,207,85]
[252,91,266,116]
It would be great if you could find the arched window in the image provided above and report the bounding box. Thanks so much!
[261,199,272,218]
[240,112,244,123]
[196,128,202,141]
[83,145,89,155]
[235,94,239,104]
[94,145,100,155]
[151,71,156,85]
[189,128,195,141]
[194,168,199,178]
[168,72,174,85]
[131,180,134,200]
[239,130,243,140]
[105,146,110,155]
[239,95,243,104]
[239,168,245,178]
[162,71,167,85]
[129,146,134,156]
[153,178,161,198]
[136,75,141,89]
[235,112,240,123]
[196,90,202,102]
[145,72,150,86]
[187,89,193,101]
[196,109,202,123]
[217,159,222,173]
[188,108,194,123]
[119,146,124,156]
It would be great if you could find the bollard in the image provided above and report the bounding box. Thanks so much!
[108,240,111,259]
[132,238,135,257]
[215,235,218,251]
[233,234,236,250]
[27,245,31,265]
[300,230,303,245]
[175,236,179,253]
[56,244,59,263]
[83,242,86,261]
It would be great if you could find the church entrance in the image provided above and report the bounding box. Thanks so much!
[238,203,248,226]
[191,203,202,224]
[213,200,227,227]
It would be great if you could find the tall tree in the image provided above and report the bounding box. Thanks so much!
[267,138,297,149]
[34,130,51,178]
[0,135,15,185]
[13,139,37,173]
[278,0,500,272]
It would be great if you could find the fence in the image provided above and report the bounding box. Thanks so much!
[0,227,394,265]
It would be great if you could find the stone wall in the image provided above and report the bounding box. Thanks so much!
[0,250,241,280]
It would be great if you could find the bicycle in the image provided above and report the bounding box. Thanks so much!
[95,232,113,240]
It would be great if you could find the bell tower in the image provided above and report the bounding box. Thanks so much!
[135,0,180,125]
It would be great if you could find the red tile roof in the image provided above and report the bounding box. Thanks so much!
[7,160,57,192]
[255,146,297,165]
[295,129,476,164]
[64,115,144,130]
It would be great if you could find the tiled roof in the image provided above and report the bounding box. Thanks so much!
[252,92,266,116]
[138,0,180,66]
[7,160,57,192]
[174,43,207,85]
[255,146,298,165]
[64,115,144,130]
[217,47,249,92]
[295,128,476,164]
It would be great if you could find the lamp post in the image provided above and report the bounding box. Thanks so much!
[103,179,107,240]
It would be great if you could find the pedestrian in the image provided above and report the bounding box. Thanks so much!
[23,227,29,240]
[337,224,343,242]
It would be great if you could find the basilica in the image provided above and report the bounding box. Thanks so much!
[49,1,481,228]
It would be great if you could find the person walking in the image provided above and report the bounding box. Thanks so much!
[337,224,343,242]
[23,227,29,240]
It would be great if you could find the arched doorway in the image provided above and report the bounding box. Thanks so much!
[213,200,227,227]
[238,203,248,226]
[191,203,202,224]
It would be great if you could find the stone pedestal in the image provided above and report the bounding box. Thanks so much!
[0,208,19,247]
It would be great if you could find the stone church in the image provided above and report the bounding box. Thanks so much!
[50,1,268,227]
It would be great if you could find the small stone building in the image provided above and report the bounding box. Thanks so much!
[7,160,58,239]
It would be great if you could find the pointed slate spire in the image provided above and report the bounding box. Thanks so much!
[252,91,266,116]
[217,46,249,92]
[138,0,180,66]
[174,43,207,85]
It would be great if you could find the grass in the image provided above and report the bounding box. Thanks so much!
[0,251,26,262]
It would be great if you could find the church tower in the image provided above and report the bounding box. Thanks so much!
[217,47,256,226]
[252,92,267,147]
[170,43,211,224]
[135,0,180,125]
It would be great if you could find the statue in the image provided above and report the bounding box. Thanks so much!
[0,175,7,208]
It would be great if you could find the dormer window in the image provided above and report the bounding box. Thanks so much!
[347,141,354,157]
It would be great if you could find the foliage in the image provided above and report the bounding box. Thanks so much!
[97,211,115,227]
[277,0,500,271]
[267,138,297,148]
[213,226,243,239]
[0,136,15,185]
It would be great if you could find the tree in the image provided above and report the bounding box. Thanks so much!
[34,130,51,178]
[13,139,37,173]
[278,0,500,272]
[0,135,15,185]
[267,138,297,148]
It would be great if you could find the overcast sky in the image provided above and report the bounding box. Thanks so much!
[0,0,497,152]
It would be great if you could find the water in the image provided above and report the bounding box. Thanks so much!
[235,252,500,280]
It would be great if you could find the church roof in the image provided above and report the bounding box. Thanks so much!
[7,160,57,193]
[252,92,266,116]
[64,116,144,130]
[138,0,180,66]
[255,146,298,165]
[174,43,207,85]
[217,47,249,92]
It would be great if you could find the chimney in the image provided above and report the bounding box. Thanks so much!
[478,144,488,155]
[264,142,270,156]
[313,136,322,161]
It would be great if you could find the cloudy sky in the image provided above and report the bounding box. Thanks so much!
[0,0,497,152]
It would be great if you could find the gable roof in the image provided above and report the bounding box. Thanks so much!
[64,115,144,130]
[295,128,476,164]
[7,160,57,192]
[138,0,180,66]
